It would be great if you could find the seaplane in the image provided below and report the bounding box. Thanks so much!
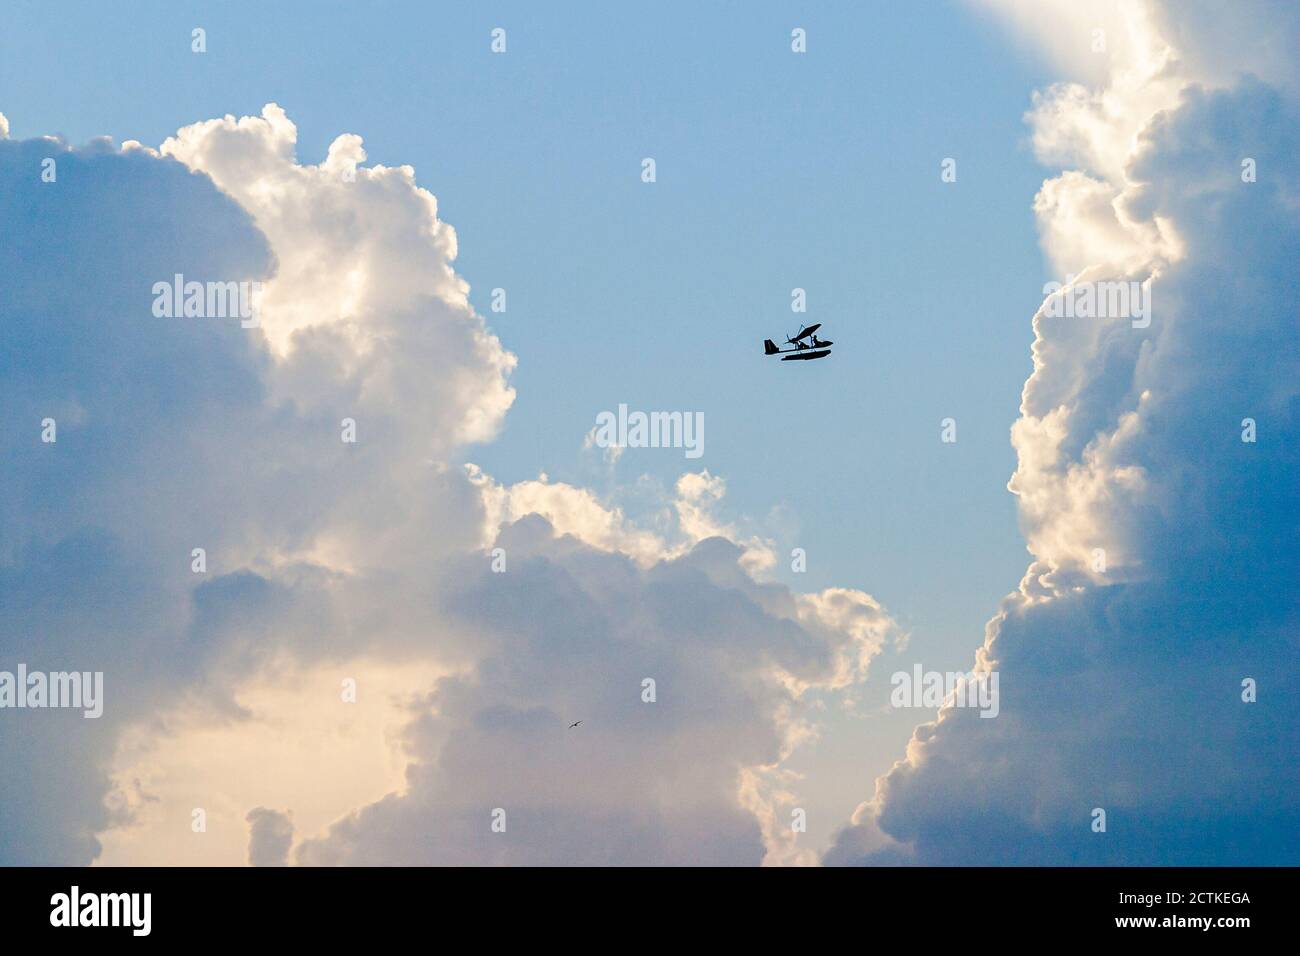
[763,323,833,361]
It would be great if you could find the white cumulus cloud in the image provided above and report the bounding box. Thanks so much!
[828,0,1300,865]
[0,104,900,866]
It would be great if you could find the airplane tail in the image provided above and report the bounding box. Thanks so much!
[763,339,780,355]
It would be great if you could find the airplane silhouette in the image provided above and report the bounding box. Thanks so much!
[764,323,833,361]
[568,720,582,729]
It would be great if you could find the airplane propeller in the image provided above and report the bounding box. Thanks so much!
[786,323,821,346]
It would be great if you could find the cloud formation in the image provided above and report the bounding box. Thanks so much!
[829,0,1300,865]
[246,807,294,867]
[294,511,896,865]
[0,104,897,865]
[0,104,510,863]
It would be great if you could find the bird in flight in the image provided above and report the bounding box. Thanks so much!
[568,720,582,729]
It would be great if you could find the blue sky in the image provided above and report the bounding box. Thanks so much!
[2,0,1295,865]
